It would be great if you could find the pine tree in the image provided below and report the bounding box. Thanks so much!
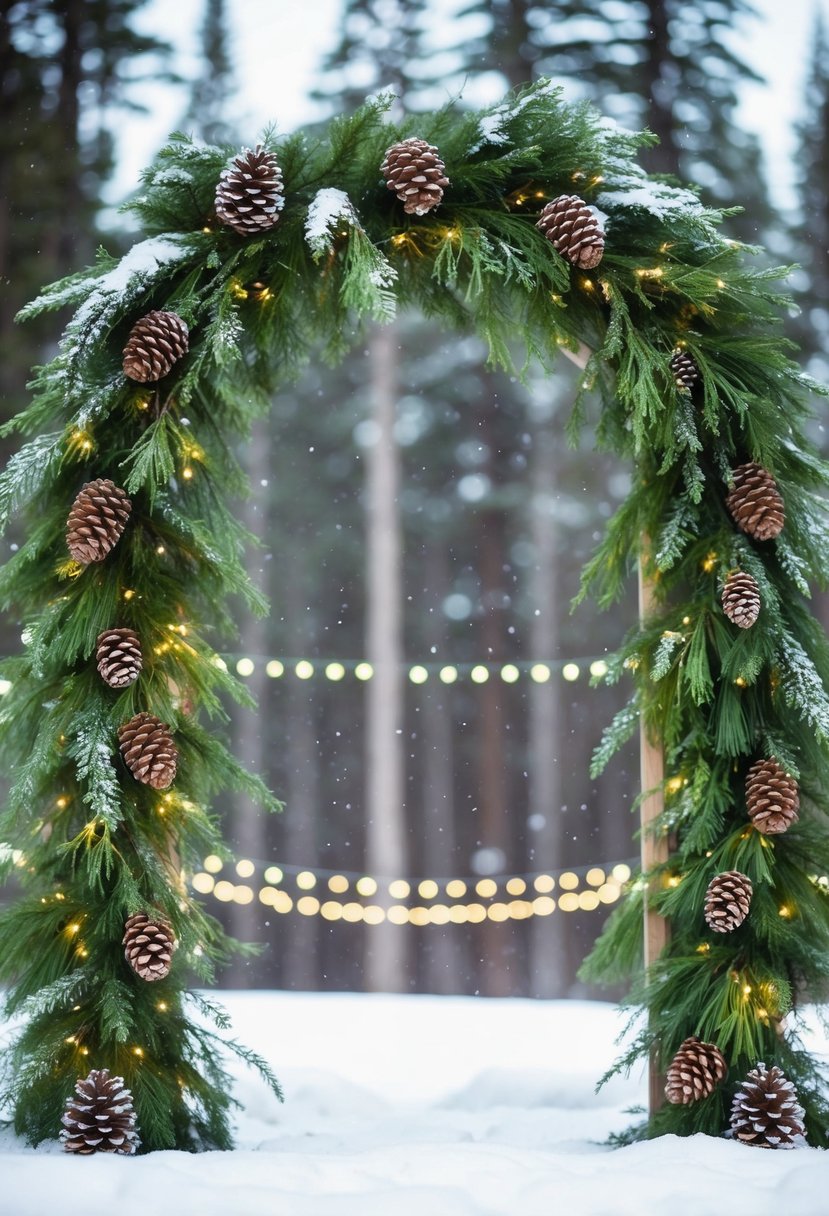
[313,0,449,114]
[793,12,829,373]
[180,0,238,146]
[0,2,172,382]
[456,0,776,245]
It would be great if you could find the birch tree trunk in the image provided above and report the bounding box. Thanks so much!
[364,323,408,992]
[281,557,320,992]
[422,544,459,993]
[227,418,270,986]
[527,413,567,996]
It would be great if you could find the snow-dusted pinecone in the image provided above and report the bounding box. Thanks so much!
[665,1036,727,1104]
[726,463,785,541]
[745,757,799,835]
[704,870,753,933]
[61,1068,139,1155]
[730,1063,805,1148]
[123,911,175,982]
[122,310,189,383]
[215,144,284,235]
[96,628,143,689]
[671,348,701,391]
[381,137,449,216]
[721,570,761,629]
[536,194,605,269]
[66,479,132,565]
[118,712,177,789]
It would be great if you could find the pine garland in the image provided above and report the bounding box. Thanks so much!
[1,80,829,1149]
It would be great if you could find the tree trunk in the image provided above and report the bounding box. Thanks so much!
[421,543,460,993]
[226,418,269,986]
[52,0,85,271]
[364,323,408,992]
[476,401,514,998]
[640,0,680,178]
[527,412,567,996]
[281,557,320,992]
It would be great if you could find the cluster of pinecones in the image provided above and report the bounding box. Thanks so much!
[664,1040,805,1149]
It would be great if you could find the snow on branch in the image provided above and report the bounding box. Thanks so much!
[305,188,359,258]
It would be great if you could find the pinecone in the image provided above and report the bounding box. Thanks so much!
[745,757,799,835]
[96,628,143,689]
[722,570,761,629]
[536,194,605,270]
[123,310,189,383]
[60,1068,139,1155]
[730,1062,805,1149]
[66,479,132,565]
[704,870,753,933]
[726,463,785,542]
[123,911,175,982]
[118,711,178,790]
[380,137,449,216]
[671,348,701,391]
[665,1036,727,1105]
[215,144,284,235]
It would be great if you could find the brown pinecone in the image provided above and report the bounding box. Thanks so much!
[123,310,189,383]
[118,711,178,789]
[704,870,753,932]
[671,348,701,391]
[730,1062,805,1149]
[215,144,284,235]
[536,194,605,269]
[726,463,785,541]
[722,570,761,629]
[123,911,175,982]
[96,628,143,689]
[381,137,449,216]
[665,1036,727,1105]
[66,479,132,565]
[745,757,799,835]
[60,1068,139,1155]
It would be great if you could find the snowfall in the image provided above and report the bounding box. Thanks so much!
[2,992,829,1216]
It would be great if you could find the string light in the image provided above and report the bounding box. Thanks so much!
[193,856,632,924]
[0,651,621,698]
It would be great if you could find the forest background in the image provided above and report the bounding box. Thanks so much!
[3,0,829,1000]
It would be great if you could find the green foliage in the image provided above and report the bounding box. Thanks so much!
[2,77,829,1151]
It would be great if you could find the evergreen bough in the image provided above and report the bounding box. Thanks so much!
[0,80,828,1149]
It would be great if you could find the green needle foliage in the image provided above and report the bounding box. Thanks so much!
[1,79,828,1149]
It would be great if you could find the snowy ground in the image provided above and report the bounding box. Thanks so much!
[2,991,828,1216]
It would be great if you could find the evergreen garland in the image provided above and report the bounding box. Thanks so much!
[1,79,828,1149]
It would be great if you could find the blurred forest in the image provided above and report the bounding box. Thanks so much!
[2,0,829,998]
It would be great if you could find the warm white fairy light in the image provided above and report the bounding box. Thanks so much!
[194,853,630,923]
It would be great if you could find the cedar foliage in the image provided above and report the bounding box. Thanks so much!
[1,80,829,1147]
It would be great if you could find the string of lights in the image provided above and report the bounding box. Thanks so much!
[0,654,614,699]
[223,654,612,685]
[191,855,635,925]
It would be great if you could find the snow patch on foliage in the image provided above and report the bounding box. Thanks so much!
[73,236,188,309]
[62,235,194,418]
[595,114,707,221]
[305,188,359,257]
[472,80,560,150]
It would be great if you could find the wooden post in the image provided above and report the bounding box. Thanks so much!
[560,344,670,1112]
[638,544,669,1117]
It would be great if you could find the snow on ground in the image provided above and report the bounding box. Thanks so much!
[2,992,829,1216]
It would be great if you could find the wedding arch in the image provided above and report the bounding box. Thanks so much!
[1,81,828,1151]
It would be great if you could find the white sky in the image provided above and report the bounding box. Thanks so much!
[114,0,828,214]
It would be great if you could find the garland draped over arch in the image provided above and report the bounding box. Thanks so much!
[1,80,829,1150]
